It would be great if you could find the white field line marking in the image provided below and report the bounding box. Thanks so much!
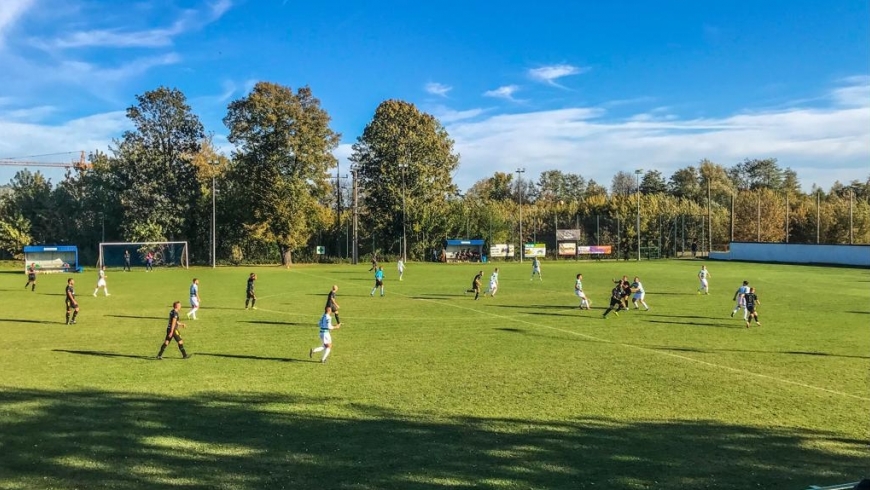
[288,269,870,402]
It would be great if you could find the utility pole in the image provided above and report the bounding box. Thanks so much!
[516,168,526,262]
[351,166,359,264]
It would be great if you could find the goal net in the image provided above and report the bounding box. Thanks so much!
[98,242,189,269]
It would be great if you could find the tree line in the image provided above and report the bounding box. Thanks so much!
[0,83,868,264]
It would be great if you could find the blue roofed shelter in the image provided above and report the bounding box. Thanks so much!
[23,245,81,273]
[444,239,486,263]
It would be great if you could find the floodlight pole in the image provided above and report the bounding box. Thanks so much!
[211,159,218,268]
[399,162,408,261]
[516,168,525,262]
[635,169,643,261]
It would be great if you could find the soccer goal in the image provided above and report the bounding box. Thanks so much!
[98,242,189,269]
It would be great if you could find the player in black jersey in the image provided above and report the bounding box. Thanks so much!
[245,273,257,310]
[744,287,761,328]
[602,284,622,319]
[326,285,341,326]
[157,301,190,359]
[25,263,37,291]
[466,270,483,300]
[65,278,79,324]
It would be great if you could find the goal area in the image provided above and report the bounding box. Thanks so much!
[98,242,189,269]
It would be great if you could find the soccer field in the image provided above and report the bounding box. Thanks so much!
[0,259,867,489]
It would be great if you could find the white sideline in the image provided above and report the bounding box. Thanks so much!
[289,269,870,402]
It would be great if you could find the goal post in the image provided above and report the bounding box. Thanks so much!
[98,242,189,269]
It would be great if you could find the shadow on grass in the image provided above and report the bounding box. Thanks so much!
[410,294,466,299]
[106,315,165,320]
[646,319,743,329]
[0,318,58,325]
[197,352,306,363]
[0,389,863,490]
[52,349,152,360]
[647,345,870,360]
[846,310,870,315]
[239,320,304,327]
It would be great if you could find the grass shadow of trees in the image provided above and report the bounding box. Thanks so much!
[0,389,864,489]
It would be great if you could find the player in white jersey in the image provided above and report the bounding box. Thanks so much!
[631,276,649,310]
[397,258,405,281]
[731,280,750,319]
[93,265,110,297]
[530,256,542,281]
[187,278,200,319]
[310,306,341,363]
[697,265,711,295]
[574,273,590,309]
[485,268,499,297]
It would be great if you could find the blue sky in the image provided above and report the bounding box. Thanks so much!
[0,0,868,191]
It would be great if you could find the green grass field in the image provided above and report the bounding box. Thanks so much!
[0,259,867,489]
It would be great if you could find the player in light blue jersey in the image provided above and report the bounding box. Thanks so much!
[631,276,649,310]
[187,278,200,320]
[310,306,341,363]
[731,280,750,319]
[697,265,711,295]
[530,256,542,281]
[575,273,590,309]
[370,267,385,296]
[484,268,499,297]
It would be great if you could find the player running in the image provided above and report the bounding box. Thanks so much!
[93,265,110,297]
[731,280,750,319]
[631,276,649,311]
[466,271,483,300]
[744,287,761,328]
[575,273,590,309]
[245,273,257,310]
[397,258,405,281]
[697,265,711,295]
[310,306,341,363]
[326,285,341,326]
[156,301,190,360]
[602,283,622,319]
[485,268,499,297]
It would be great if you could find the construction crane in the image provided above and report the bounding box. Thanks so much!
[0,151,90,170]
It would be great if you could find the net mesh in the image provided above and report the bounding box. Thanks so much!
[99,242,188,269]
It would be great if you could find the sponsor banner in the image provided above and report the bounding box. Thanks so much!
[555,229,583,241]
[558,242,577,256]
[524,243,546,258]
[489,244,515,258]
[577,245,612,255]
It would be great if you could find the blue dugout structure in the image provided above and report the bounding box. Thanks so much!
[23,245,81,273]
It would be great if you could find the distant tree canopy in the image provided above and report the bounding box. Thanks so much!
[0,85,867,263]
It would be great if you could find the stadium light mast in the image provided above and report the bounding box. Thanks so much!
[351,164,359,264]
[635,169,643,261]
[399,162,409,261]
[210,159,218,268]
[516,168,526,262]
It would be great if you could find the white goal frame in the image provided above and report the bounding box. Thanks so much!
[98,241,189,269]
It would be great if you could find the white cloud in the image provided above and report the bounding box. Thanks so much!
[448,78,870,193]
[0,0,35,46]
[528,64,587,86]
[0,111,129,183]
[36,0,233,49]
[428,106,487,124]
[483,85,520,101]
[425,82,452,97]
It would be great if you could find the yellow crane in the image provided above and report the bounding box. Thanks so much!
[0,151,90,170]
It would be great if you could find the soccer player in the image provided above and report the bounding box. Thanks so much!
[123,250,131,272]
[697,265,711,295]
[310,306,341,363]
[602,283,622,318]
[575,273,590,309]
[631,276,649,310]
[485,267,500,297]
[157,301,190,359]
[65,278,79,325]
[744,287,761,328]
[93,265,110,297]
[371,266,385,297]
[187,278,200,320]
[326,285,341,326]
[731,280,750,319]
[530,256,543,281]
[466,271,483,300]
[368,254,378,272]
[245,273,257,310]
[145,252,154,272]
[397,258,405,281]
[24,263,36,292]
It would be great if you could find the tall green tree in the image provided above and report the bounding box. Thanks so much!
[0,211,32,259]
[224,82,340,265]
[640,170,668,195]
[113,87,205,244]
[351,100,459,257]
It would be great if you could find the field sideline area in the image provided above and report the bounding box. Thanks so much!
[0,259,867,489]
